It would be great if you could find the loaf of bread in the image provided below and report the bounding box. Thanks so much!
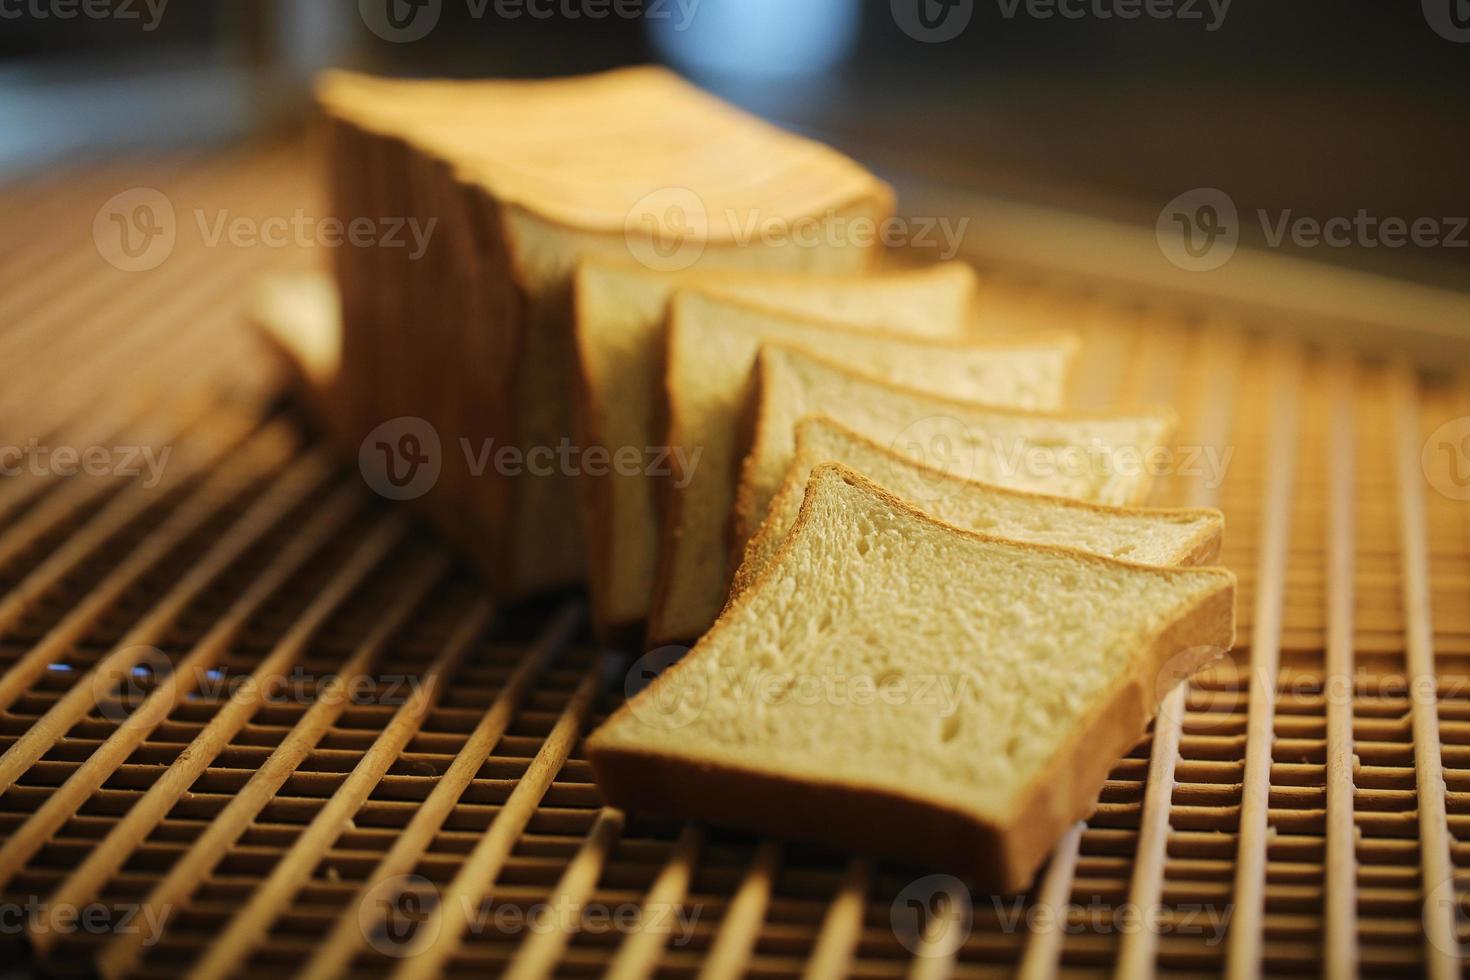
[572,259,977,645]
[588,465,1236,892]
[315,67,893,598]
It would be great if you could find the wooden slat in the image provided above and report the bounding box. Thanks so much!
[1390,364,1459,980]
[1224,342,1301,980]
[1322,356,1358,980]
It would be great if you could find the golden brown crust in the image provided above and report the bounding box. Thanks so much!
[727,345,1180,562]
[588,464,1235,892]
[318,68,896,240]
[729,414,1223,596]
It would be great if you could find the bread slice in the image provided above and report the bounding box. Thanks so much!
[316,67,894,600]
[731,415,1223,597]
[248,272,347,442]
[645,295,1079,646]
[726,345,1178,584]
[573,260,978,645]
[587,465,1236,892]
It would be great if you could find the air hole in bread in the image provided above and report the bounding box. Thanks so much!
[939,713,962,743]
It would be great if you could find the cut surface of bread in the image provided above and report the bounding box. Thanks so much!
[316,67,893,599]
[248,272,346,441]
[727,345,1177,578]
[573,260,978,645]
[588,465,1236,892]
[646,294,1079,646]
[730,415,1224,597]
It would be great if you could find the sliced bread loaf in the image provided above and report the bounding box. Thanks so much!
[587,465,1236,893]
[730,415,1223,597]
[573,260,977,645]
[727,344,1177,577]
[646,294,1079,646]
[317,67,894,600]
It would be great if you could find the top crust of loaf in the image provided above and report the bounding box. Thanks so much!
[316,68,893,237]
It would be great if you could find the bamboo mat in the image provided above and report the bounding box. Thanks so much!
[0,143,1467,978]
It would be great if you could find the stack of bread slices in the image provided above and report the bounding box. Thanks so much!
[257,66,1236,894]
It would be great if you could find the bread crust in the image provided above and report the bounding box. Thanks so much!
[727,345,1178,562]
[729,414,1223,596]
[588,464,1235,893]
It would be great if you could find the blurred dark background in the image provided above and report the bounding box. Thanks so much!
[2,0,1467,290]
